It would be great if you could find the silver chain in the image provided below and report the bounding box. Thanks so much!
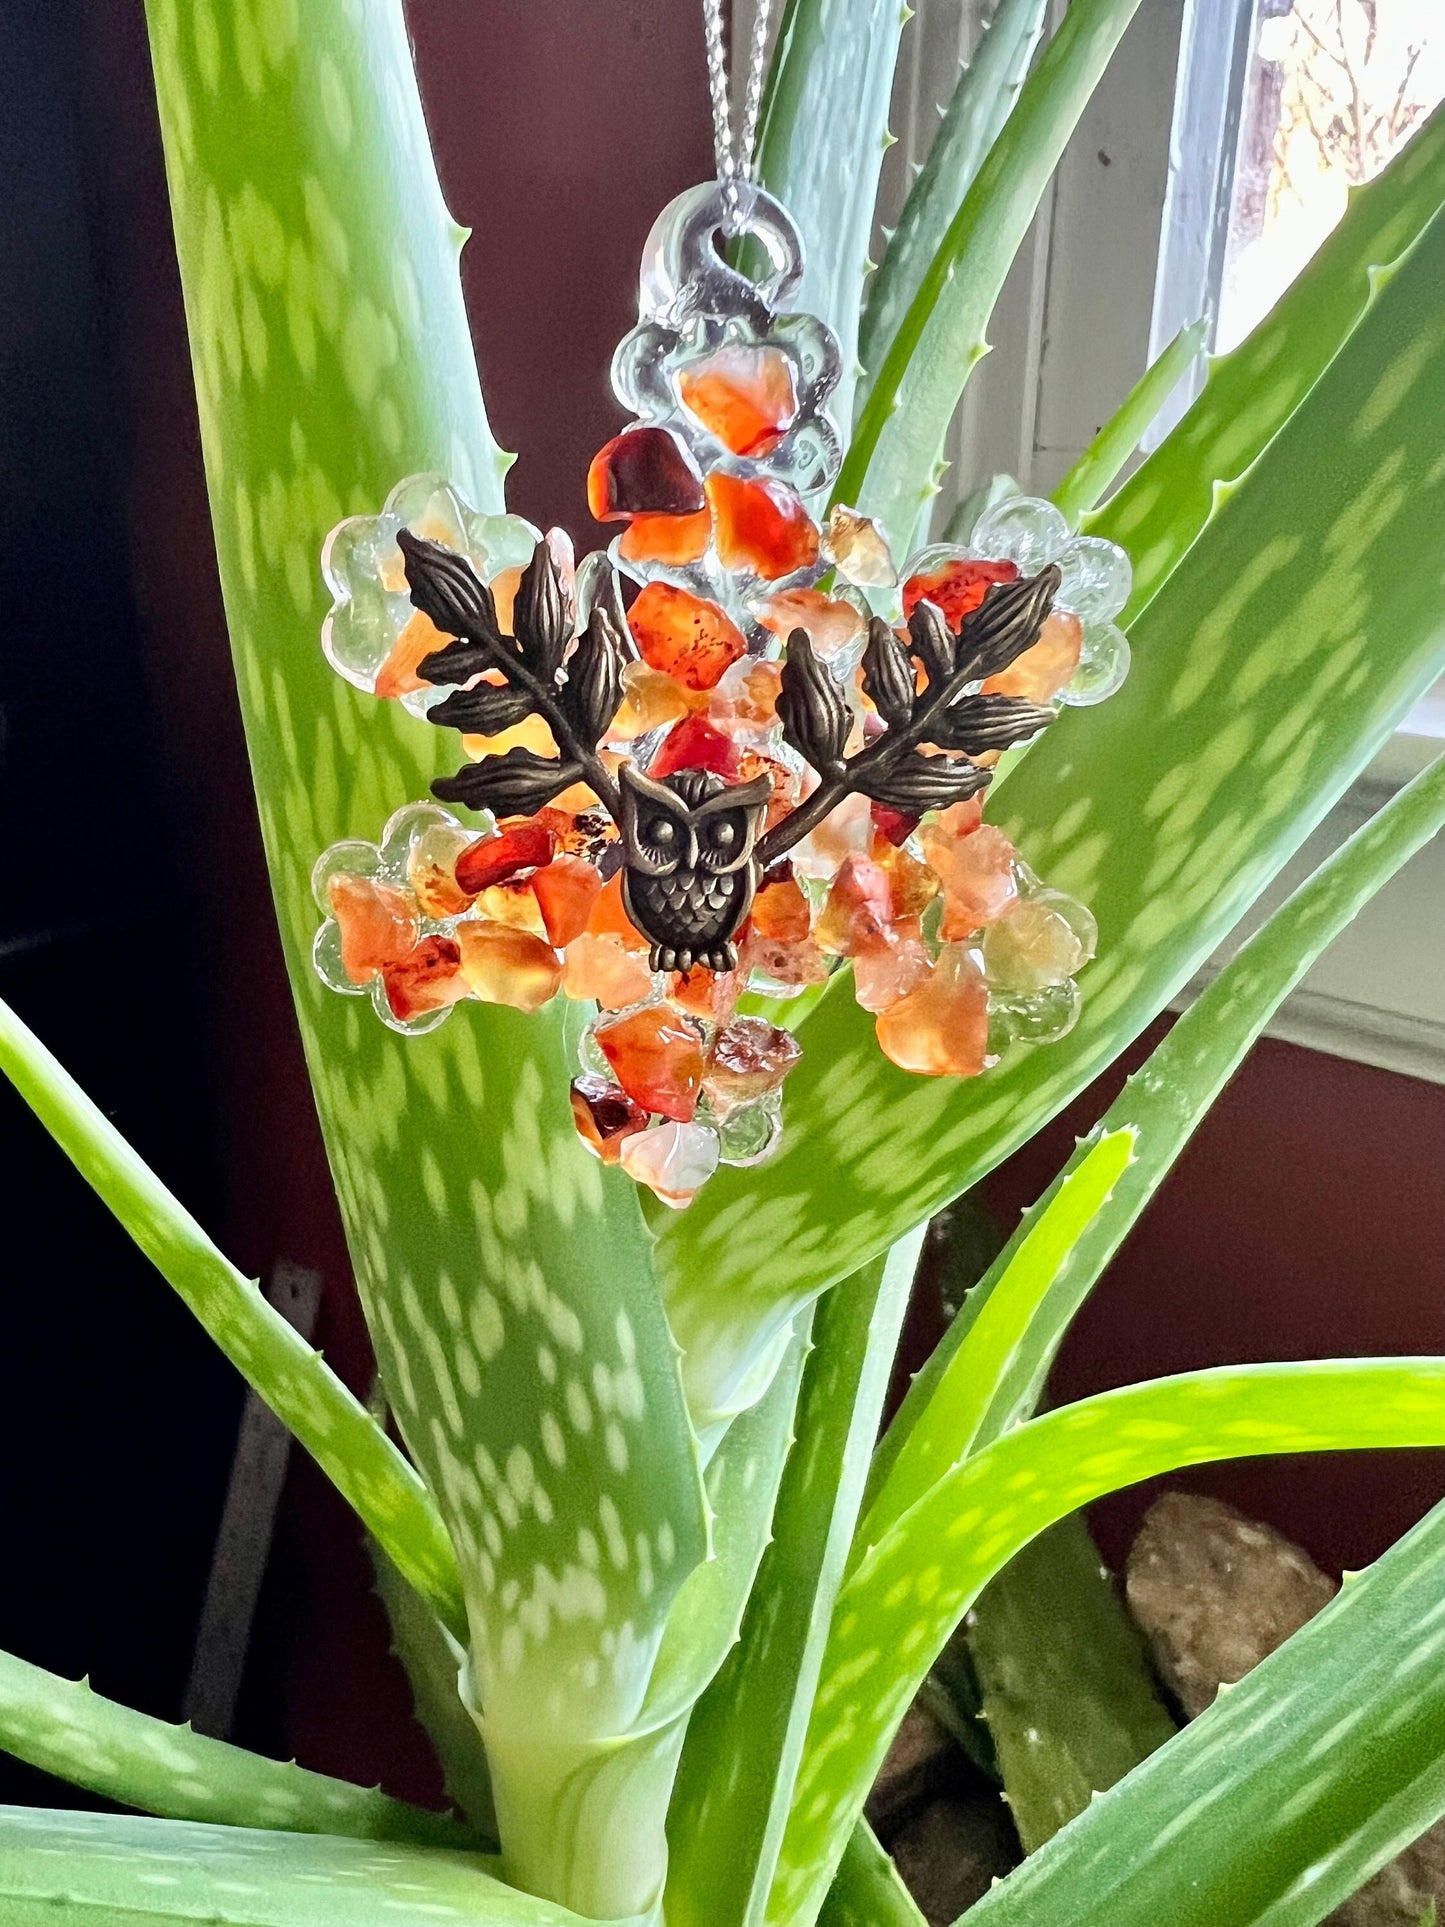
[702,0,775,231]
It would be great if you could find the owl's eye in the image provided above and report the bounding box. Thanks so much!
[646,817,677,845]
[707,819,738,849]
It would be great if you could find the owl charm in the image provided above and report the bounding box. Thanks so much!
[617,764,772,974]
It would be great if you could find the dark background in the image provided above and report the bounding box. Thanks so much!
[1,0,1441,1812]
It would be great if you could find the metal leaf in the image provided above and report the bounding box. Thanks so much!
[432,747,582,817]
[927,695,1056,756]
[860,618,915,727]
[563,607,627,745]
[426,680,534,737]
[860,751,991,812]
[397,528,500,642]
[514,539,572,678]
[906,599,954,690]
[958,565,1061,681]
[777,628,850,774]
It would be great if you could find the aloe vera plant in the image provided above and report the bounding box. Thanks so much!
[2,4,1444,1925]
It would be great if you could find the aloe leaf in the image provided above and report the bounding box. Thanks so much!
[856,0,1049,415]
[770,1358,1445,1924]
[665,1233,923,1927]
[644,1315,811,1727]
[962,1494,1445,1927]
[878,749,1445,1519]
[964,1516,1175,1852]
[0,1808,604,1927]
[860,1131,1134,1544]
[143,3,709,1910]
[0,1648,470,1850]
[818,1820,927,1927]
[659,193,1445,1411]
[1051,322,1207,527]
[835,0,1146,550]
[371,1549,498,1842]
[753,0,911,429]
[1092,99,1445,622]
[0,994,464,1638]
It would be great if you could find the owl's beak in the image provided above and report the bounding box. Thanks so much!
[684,828,700,869]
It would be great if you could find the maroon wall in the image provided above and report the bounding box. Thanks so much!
[72,0,1445,1802]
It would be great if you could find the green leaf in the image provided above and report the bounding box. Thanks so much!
[485,1328,810,1922]
[861,1131,1135,1544]
[0,1648,471,1849]
[856,0,1048,415]
[0,1808,607,1927]
[964,1516,1175,1852]
[660,190,1445,1409]
[754,0,911,429]
[1051,322,1207,527]
[0,994,464,1639]
[1092,100,1445,622]
[644,1315,812,1728]
[770,1358,1445,1924]
[665,1234,923,1927]
[835,0,1146,550]
[880,749,1445,1511]
[818,1820,926,1927]
[961,1494,1445,1927]
[144,4,709,1909]
[371,1548,498,1842]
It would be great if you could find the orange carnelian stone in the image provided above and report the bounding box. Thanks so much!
[705,1015,802,1103]
[375,610,448,700]
[532,855,603,948]
[586,872,650,951]
[587,426,705,521]
[736,747,801,830]
[608,661,693,743]
[707,472,819,581]
[872,838,940,919]
[650,715,742,781]
[903,557,1018,630]
[920,820,1018,939]
[710,657,783,729]
[628,582,748,692]
[740,925,830,987]
[751,876,811,943]
[669,966,742,1026]
[823,505,897,587]
[535,807,622,867]
[570,1075,648,1163]
[815,854,895,957]
[905,559,1017,630]
[407,823,474,919]
[982,609,1082,703]
[875,945,989,1076]
[381,935,468,1022]
[328,874,420,983]
[561,933,655,1008]
[455,821,556,896]
[476,878,548,938]
[871,802,920,848]
[853,917,932,1014]
[619,508,712,565]
[678,345,797,456]
[752,588,864,659]
[456,922,562,1012]
[596,1006,706,1122]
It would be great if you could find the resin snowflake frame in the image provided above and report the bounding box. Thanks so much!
[310,186,1131,1205]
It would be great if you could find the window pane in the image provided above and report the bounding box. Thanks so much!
[1217,0,1445,353]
